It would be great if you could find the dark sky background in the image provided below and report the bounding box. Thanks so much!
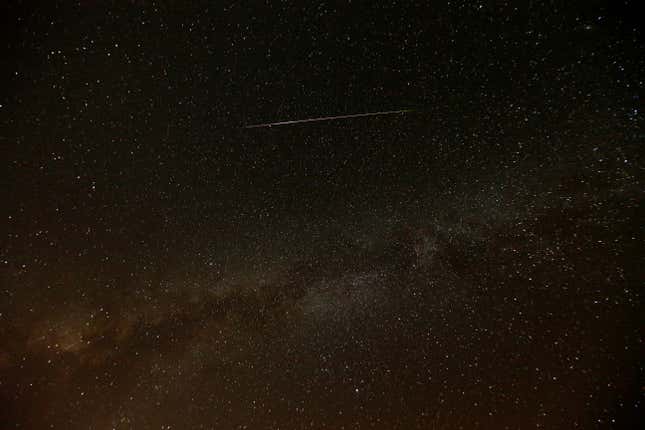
[1,1,643,429]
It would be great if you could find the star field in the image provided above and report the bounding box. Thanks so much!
[1,1,643,429]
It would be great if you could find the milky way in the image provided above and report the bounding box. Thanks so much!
[1,1,642,429]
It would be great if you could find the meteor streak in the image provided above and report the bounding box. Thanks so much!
[244,109,413,128]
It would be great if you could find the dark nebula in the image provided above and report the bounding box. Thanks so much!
[1,1,642,429]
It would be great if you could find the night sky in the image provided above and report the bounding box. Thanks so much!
[1,1,643,429]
